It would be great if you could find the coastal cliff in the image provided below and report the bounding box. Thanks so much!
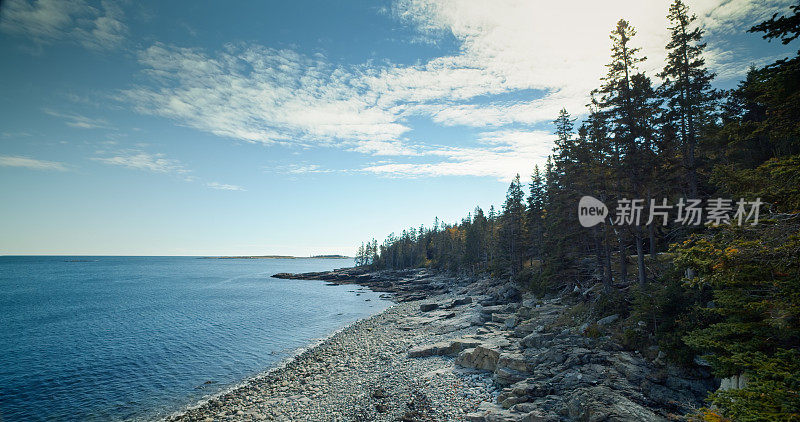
[170,269,714,421]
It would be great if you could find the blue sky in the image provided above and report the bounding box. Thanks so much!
[0,0,796,256]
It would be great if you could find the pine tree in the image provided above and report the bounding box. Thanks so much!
[583,104,616,290]
[659,0,718,198]
[355,242,366,267]
[629,72,665,284]
[370,239,378,266]
[525,166,545,268]
[592,19,647,286]
[500,174,526,276]
[748,1,800,46]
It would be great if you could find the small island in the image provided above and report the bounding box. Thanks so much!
[202,255,352,260]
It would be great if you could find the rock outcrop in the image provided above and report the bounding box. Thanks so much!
[273,268,469,301]
[405,282,715,422]
[274,267,715,421]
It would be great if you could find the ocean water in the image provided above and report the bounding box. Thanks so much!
[0,256,391,421]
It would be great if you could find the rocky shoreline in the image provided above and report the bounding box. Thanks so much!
[168,269,715,421]
[272,267,452,302]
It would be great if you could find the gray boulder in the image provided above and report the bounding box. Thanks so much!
[597,314,619,326]
[420,303,439,312]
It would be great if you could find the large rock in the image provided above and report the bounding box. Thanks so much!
[494,367,529,386]
[500,285,522,302]
[566,386,663,421]
[512,320,541,338]
[466,401,553,422]
[504,315,519,329]
[457,344,503,371]
[521,332,556,349]
[610,353,648,384]
[493,352,532,384]
[420,303,439,312]
[407,338,482,358]
[597,314,619,326]
[480,304,516,317]
[719,373,749,391]
[449,296,473,307]
[497,353,531,373]
[492,313,513,323]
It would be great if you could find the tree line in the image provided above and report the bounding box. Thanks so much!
[358,1,800,419]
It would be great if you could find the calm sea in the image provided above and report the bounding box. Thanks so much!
[0,256,390,421]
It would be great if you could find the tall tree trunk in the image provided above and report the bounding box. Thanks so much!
[604,233,613,290]
[593,226,604,284]
[648,223,657,259]
[681,21,698,199]
[636,229,646,287]
[618,232,628,285]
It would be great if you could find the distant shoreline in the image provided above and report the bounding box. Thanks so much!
[202,255,352,260]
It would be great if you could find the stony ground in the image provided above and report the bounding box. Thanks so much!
[167,296,498,422]
[167,270,716,421]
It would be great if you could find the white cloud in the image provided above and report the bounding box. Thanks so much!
[362,0,792,179]
[43,109,108,129]
[694,0,791,35]
[123,43,410,154]
[392,0,792,122]
[0,155,68,171]
[0,0,127,50]
[267,163,336,175]
[207,182,246,191]
[121,0,792,181]
[705,48,790,80]
[286,164,326,174]
[74,0,126,50]
[91,150,189,174]
[363,130,553,182]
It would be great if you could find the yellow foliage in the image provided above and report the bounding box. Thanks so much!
[691,408,731,422]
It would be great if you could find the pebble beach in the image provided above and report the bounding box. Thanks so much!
[167,269,715,421]
[168,296,496,421]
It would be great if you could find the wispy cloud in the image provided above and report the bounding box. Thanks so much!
[363,130,553,182]
[91,150,250,190]
[286,164,333,174]
[0,155,68,171]
[122,43,411,156]
[207,182,245,191]
[91,150,189,175]
[44,109,109,129]
[119,0,792,181]
[265,163,338,176]
[0,0,127,50]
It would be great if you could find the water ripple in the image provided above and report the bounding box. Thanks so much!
[0,256,390,421]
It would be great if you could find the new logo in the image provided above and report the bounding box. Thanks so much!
[578,196,608,227]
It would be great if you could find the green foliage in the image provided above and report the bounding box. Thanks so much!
[593,290,629,319]
[358,4,800,418]
[499,174,526,275]
[630,277,708,365]
[617,327,649,353]
[712,154,800,212]
[659,0,720,197]
[748,1,800,45]
[705,349,800,421]
[674,219,800,419]
[584,323,602,339]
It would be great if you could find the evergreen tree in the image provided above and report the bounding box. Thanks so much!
[659,0,719,198]
[355,242,366,267]
[748,1,800,46]
[592,19,647,286]
[583,104,616,290]
[525,166,545,268]
[500,174,526,276]
[360,8,800,418]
